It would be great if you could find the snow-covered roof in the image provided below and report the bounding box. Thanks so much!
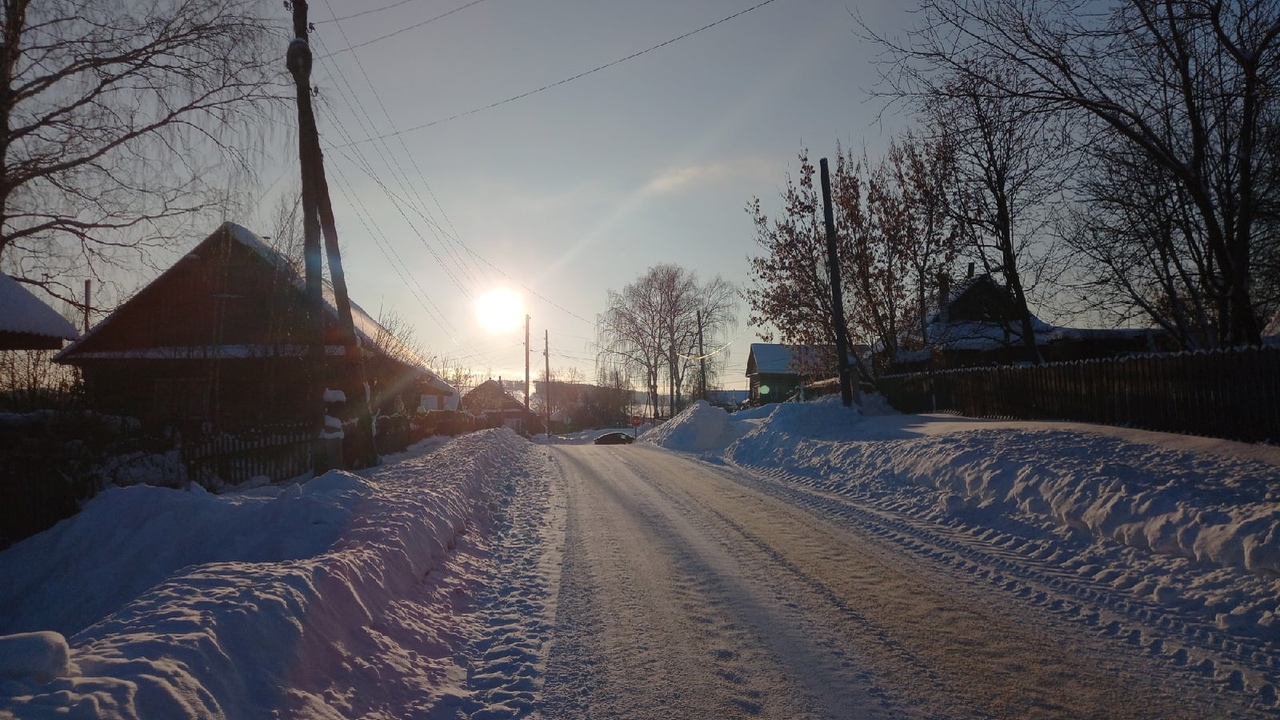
[922,316,1055,352]
[747,343,844,375]
[0,272,79,343]
[747,343,795,374]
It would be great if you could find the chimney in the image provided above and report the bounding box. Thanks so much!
[937,272,950,323]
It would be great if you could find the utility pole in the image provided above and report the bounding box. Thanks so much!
[82,279,91,333]
[544,330,551,441]
[524,314,531,411]
[287,0,376,469]
[820,157,858,408]
[287,1,328,470]
[696,309,707,401]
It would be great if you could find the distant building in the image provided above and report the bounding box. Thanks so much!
[705,389,749,409]
[461,379,534,432]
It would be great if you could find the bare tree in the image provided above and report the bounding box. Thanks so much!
[879,0,1280,346]
[748,147,932,374]
[597,264,737,418]
[598,282,663,419]
[746,152,848,350]
[921,66,1069,363]
[1064,144,1222,348]
[885,130,959,350]
[0,0,279,305]
[844,147,911,367]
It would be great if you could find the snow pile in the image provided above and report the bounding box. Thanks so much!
[649,396,1280,577]
[0,473,374,638]
[639,400,742,452]
[0,633,69,684]
[893,429,1280,574]
[0,428,547,720]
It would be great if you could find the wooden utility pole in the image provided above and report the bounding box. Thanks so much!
[696,309,707,401]
[524,314,531,411]
[82,279,91,333]
[543,330,551,440]
[287,0,376,469]
[819,157,858,408]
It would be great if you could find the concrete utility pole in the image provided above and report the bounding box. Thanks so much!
[288,0,376,469]
[819,157,859,408]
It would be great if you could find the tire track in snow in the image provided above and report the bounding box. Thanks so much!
[724,458,1280,714]
[539,445,910,719]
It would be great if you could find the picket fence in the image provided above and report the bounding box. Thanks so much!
[181,426,314,486]
[877,345,1280,445]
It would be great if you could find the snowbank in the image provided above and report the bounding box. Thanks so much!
[639,400,743,452]
[0,429,544,719]
[649,396,1280,577]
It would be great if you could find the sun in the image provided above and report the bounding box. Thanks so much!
[474,287,525,334]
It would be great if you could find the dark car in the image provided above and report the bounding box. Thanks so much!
[593,431,635,445]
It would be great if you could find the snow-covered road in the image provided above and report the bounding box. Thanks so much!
[3,397,1278,719]
[528,442,1260,719]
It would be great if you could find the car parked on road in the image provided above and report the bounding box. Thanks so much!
[593,431,634,445]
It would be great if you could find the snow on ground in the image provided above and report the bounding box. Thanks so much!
[0,429,559,719]
[2,396,1279,718]
[643,397,1280,648]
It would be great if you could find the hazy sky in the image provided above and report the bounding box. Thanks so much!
[256,0,913,390]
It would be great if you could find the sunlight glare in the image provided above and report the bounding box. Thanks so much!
[475,287,525,334]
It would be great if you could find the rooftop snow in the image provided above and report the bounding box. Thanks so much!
[0,273,79,342]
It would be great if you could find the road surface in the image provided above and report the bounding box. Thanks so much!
[522,443,1260,719]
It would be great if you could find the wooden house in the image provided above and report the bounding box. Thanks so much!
[891,273,1166,373]
[745,343,844,404]
[461,379,533,432]
[53,222,454,434]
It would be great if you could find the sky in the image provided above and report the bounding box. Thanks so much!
[245,0,914,390]
[2,398,1278,716]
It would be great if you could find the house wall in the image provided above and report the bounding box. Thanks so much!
[82,358,312,433]
[749,372,803,404]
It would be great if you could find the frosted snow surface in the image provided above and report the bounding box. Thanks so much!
[0,430,557,719]
[1,397,1279,717]
[649,397,1280,575]
[643,397,1280,652]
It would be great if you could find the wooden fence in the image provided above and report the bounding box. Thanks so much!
[877,345,1280,445]
[181,426,314,486]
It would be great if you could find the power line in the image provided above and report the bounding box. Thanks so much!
[316,0,424,24]
[344,0,784,146]
[319,0,491,55]
[676,328,747,361]
[312,26,486,295]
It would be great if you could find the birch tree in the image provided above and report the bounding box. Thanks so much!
[0,0,279,305]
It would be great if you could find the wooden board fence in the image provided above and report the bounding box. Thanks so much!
[878,346,1280,445]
